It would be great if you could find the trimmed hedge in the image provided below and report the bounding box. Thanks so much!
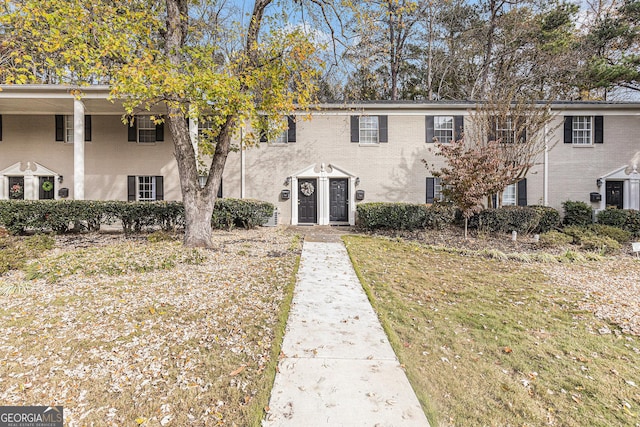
[529,205,561,233]
[356,202,455,231]
[597,208,640,236]
[0,199,273,235]
[211,198,274,230]
[469,206,541,234]
[562,200,593,227]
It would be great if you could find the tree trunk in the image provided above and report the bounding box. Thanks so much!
[182,188,215,247]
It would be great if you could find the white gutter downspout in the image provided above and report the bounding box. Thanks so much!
[240,128,245,199]
[543,118,549,206]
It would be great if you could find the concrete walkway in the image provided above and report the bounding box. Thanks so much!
[263,232,430,426]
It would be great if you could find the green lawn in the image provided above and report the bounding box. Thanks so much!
[345,235,640,427]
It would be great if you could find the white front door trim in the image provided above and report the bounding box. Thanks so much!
[290,163,357,226]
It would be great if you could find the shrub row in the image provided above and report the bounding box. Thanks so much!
[0,199,274,235]
[467,205,561,234]
[596,208,640,236]
[356,202,456,231]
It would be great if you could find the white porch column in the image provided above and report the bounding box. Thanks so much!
[189,114,198,155]
[23,166,35,200]
[629,173,640,210]
[291,176,299,225]
[318,164,329,225]
[73,99,85,200]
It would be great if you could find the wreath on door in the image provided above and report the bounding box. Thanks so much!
[42,181,54,192]
[300,182,315,196]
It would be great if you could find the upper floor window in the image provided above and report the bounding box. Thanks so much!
[426,115,463,143]
[55,114,92,143]
[350,115,388,144]
[127,115,165,144]
[360,116,379,144]
[259,115,296,144]
[572,116,592,145]
[564,115,603,145]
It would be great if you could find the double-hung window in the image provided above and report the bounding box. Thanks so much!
[434,117,454,144]
[426,177,446,203]
[426,115,463,143]
[572,116,592,145]
[359,116,379,144]
[55,114,92,143]
[564,115,603,145]
[259,115,296,144]
[127,175,164,201]
[127,115,165,144]
[350,115,388,144]
[496,117,516,144]
[502,184,517,206]
[138,116,157,143]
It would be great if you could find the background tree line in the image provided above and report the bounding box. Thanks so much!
[329,0,640,102]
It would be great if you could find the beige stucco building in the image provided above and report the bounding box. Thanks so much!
[2,85,640,225]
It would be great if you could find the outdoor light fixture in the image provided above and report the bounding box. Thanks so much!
[198,175,207,188]
[284,177,291,186]
[596,178,603,188]
[58,175,63,183]
[355,177,360,186]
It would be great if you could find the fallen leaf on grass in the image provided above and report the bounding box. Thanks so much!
[503,347,513,354]
[229,365,246,376]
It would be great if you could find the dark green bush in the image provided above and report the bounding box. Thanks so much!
[0,199,273,234]
[211,198,274,230]
[469,206,540,234]
[529,205,561,233]
[597,208,640,237]
[356,202,455,231]
[596,208,627,228]
[562,201,593,227]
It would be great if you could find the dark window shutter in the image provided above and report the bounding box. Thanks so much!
[128,117,137,142]
[84,115,92,141]
[55,115,64,141]
[426,116,434,143]
[259,115,267,143]
[350,116,360,142]
[564,116,573,144]
[488,117,496,142]
[0,114,3,141]
[491,194,497,208]
[426,177,435,203]
[155,176,164,201]
[287,115,296,143]
[517,179,527,206]
[217,179,223,198]
[155,120,164,142]
[594,116,604,143]
[378,115,388,142]
[127,176,136,201]
[454,115,464,140]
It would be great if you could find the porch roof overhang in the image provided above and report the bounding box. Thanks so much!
[0,85,127,115]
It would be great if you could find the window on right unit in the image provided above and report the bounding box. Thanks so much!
[564,115,603,145]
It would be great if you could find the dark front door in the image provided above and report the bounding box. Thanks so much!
[330,178,349,222]
[298,178,317,224]
[8,176,24,200]
[605,181,624,209]
[39,176,55,200]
